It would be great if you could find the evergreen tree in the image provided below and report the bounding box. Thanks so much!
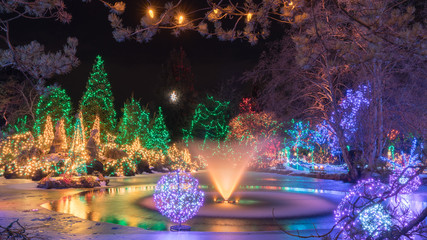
[160,47,197,140]
[68,116,89,175]
[33,85,73,137]
[38,115,54,152]
[146,107,170,153]
[79,55,117,142]
[183,96,230,144]
[116,98,150,146]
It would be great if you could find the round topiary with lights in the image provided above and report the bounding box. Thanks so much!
[154,171,204,230]
[335,179,391,239]
[389,168,421,195]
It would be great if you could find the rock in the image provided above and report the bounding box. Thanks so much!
[137,159,152,174]
[17,147,43,166]
[104,148,128,159]
[87,160,103,175]
[32,169,47,181]
[86,129,100,161]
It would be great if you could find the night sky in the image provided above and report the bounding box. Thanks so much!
[7,0,284,112]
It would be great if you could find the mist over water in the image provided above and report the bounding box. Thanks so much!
[189,141,254,201]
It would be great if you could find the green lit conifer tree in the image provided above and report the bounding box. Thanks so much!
[116,97,150,146]
[33,85,73,137]
[79,55,117,142]
[183,96,230,144]
[146,107,170,153]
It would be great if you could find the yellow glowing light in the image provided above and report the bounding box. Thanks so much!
[178,15,184,24]
[148,9,154,18]
[213,9,219,14]
[289,1,293,6]
[247,12,253,21]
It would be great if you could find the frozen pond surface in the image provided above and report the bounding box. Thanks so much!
[41,171,427,232]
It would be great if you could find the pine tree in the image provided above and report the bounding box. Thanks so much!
[33,85,73,137]
[79,55,117,142]
[146,107,170,153]
[90,115,101,146]
[68,116,89,175]
[183,96,230,144]
[51,118,68,153]
[38,115,54,152]
[116,98,150,146]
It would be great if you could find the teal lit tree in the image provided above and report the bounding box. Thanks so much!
[116,97,150,146]
[146,107,170,153]
[285,119,314,164]
[183,96,230,144]
[33,85,73,137]
[79,55,117,142]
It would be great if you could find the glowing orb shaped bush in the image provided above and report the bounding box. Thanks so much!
[389,168,421,194]
[335,179,390,239]
[154,171,204,224]
[358,204,392,238]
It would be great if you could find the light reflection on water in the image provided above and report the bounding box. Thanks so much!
[41,174,427,232]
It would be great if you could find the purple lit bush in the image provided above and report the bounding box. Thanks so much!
[154,171,204,225]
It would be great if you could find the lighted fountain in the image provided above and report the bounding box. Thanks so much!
[200,142,252,203]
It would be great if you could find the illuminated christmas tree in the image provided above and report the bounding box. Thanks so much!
[146,107,170,153]
[38,115,54,152]
[183,96,229,144]
[79,55,117,142]
[51,118,68,153]
[116,98,150,146]
[33,85,73,137]
[68,116,89,174]
[90,115,101,146]
[168,143,197,171]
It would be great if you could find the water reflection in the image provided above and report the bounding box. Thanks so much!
[41,174,427,232]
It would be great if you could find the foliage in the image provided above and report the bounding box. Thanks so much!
[67,116,88,175]
[183,96,230,144]
[116,97,150,146]
[146,107,170,153]
[79,55,117,142]
[334,173,424,240]
[33,85,73,137]
[227,110,282,168]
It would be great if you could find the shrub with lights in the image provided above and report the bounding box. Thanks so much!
[334,172,423,239]
[154,171,204,231]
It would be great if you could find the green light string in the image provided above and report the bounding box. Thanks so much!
[79,55,117,142]
[183,96,230,145]
[33,85,73,137]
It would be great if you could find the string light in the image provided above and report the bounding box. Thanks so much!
[146,107,170,153]
[148,8,154,18]
[178,15,184,24]
[79,55,117,142]
[389,168,421,194]
[247,12,253,21]
[33,85,73,137]
[183,96,229,145]
[116,98,150,146]
[335,179,389,239]
[168,143,200,172]
[358,204,392,238]
[154,171,204,226]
